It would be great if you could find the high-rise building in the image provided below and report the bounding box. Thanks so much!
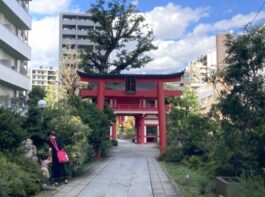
[59,12,99,64]
[0,0,32,108]
[216,33,227,68]
[30,66,58,89]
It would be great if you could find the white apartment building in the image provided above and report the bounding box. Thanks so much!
[185,51,217,87]
[184,51,217,113]
[0,0,31,107]
[30,66,58,88]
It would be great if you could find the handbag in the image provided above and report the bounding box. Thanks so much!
[50,138,69,164]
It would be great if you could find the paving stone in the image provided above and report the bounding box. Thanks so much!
[36,140,182,197]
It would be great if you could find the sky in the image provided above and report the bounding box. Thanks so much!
[28,0,265,73]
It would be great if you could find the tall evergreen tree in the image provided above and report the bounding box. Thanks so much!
[80,0,157,74]
[219,25,265,131]
[215,25,265,175]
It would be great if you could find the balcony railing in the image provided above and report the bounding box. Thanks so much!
[111,104,172,112]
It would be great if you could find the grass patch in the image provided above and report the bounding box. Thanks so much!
[163,162,215,197]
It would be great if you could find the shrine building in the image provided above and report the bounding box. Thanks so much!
[78,71,184,154]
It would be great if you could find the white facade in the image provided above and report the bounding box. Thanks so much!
[185,51,217,88]
[184,51,217,113]
[0,0,31,102]
[30,66,58,88]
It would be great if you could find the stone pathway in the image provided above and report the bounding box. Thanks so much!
[37,140,181,197]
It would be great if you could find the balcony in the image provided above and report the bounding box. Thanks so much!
[0,0,31,30]
[111,104,172,114]
[0,24,31,60]
[62,29,77,35]
[76,39,94,46]
[0,61,30,90]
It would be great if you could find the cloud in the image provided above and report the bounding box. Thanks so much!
[143,3,209,40]
[191,11,265,36]
[128,35,216,74]
[29,16,59,68]
[213,11,265,31]
[30,0,70,15]
[131,0,139,6]
[131,6,265,74]
[28,2,265,74]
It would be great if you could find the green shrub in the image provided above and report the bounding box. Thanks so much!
[66,139,93,176]
[231,174,265,197]
[111,139,118,146]
[69,97,113,155]
[0,177,10,197]
[181,155,201,169]
[48,114,92,175]
[198,175,215,195]
[163,162,215,197]
[10,155,43,195]
[0,153,42,197]
[159,145,184,162]
[202,161,219,177]
[0,107,27,150]
[100,140,112,157]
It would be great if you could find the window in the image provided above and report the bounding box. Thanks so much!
[105,82,125,91]
[63,35,76,40]
[63,25,76,30]
[146,126,158,142]
[136,82,156,90]
[145,100,156,107]
[104,99,111,106]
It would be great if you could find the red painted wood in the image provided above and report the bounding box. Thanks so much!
[140,115,145,143]
[157,81,167,154]
[135,118,140,143]
[97,81,104,111]
[80,74,182,83]
[80,89,97,97]
[80,89,182,98]
[116,97,140,104]
[79,72,184,151]
[112,122,116,140]
[118,116,123,126]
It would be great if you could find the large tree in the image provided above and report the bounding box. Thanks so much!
[80,0,157,74]
[218,25,265,131]
[214,25,265,175]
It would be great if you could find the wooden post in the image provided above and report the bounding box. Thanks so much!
[140,114,145,143]
[157,81,166,154]
[97,81,104,111]
[112,122,116,140]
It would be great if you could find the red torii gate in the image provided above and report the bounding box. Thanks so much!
[78,71,184,154]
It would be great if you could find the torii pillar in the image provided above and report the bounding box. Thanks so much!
[157,81,166,154]
[139,114,145,143]
[111,122,117,140]
[97,81,104,111]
